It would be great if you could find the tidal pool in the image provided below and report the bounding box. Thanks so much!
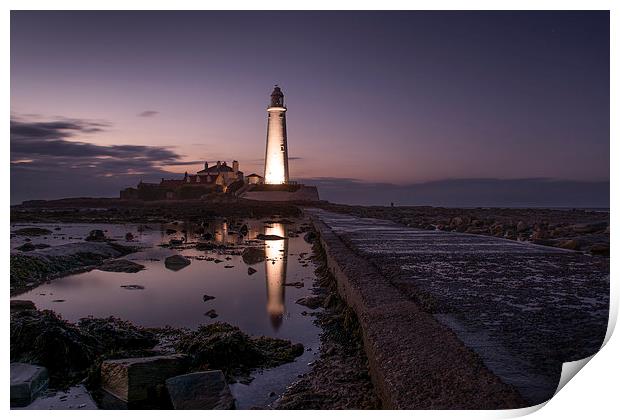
[12,218,321,409]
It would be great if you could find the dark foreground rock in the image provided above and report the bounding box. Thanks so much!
[12,227,53,236]
[101,354,188,404]
[165,254,191,271]
[10,363,49,407]
[10,307,156,387]
[10,241,137,295]
[98,259,145,273]
[166,370,235,409]
[174,322,304,379]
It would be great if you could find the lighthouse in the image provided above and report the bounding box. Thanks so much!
[264,85,289,184]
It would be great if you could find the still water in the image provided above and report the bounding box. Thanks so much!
[12,218,321,408]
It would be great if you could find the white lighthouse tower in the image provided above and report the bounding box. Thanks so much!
[264,85,289,184]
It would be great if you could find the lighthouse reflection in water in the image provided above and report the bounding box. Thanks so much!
[264,224,287,329]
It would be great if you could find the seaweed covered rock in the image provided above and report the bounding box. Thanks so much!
[174,322,304,376]
[12,227,53,236]
[11,309,159,387]
[10,242,137,294]
[85,229,107,241]
[11,309,98,384]
[78,317,158,352]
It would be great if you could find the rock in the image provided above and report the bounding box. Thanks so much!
[11,300,36,313]
[558,239,583,251]
[570,222,608,234]
[196,242,216,251]
[174,323,305,374]
[23,384,98,410]
[77,316,157,351]
[120,285,145,290]
[165,255,191,271]
[295,296,323,310]
[10,363,49,407]
[242,247,265,265]
[100,354,188,404]
[169,238,184,246]
[284,281,304,288]
[516,221,528,232]
[224,265,234,269]
[247,267,257,275]
[303,231,317,243]
[125,232,134,241]
[17,243,36,252]
[12,227,53,236]
[589,243,610,256]
[85,230,106,241]
[98,259,145,273]
[256,234,286,241]
[165,229,177,235]
[166,370,235,409]
[204,309,219,319]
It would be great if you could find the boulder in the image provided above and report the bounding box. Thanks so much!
[16,243,36,252]
[165,255,191,271]
[242,247,265,265]
[10,363,49,407]
[100,354,188,403]
[11,300,36,313]
[85,230,106,242]
[247,267,257,275]
[558,239,583,251]
[98,259,145,273]
[303,231,317,243]
[589,243,610,256]
[166,370,235,409]
[12,227,53,236]
[295,296,323,310]
[125,232,134,241]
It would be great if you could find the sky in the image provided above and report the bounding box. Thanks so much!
[10,11,609,206]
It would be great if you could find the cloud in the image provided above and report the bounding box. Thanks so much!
[138,110,159,117]
[10,116,190,203]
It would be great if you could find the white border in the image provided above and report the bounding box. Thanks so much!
[3,2,616,420]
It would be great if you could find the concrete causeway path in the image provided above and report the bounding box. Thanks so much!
[306,209,609,409]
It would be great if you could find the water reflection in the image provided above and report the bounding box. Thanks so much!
[264,224,287,330]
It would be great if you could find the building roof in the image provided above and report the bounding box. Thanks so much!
[246,173,264,178]
[197,164,234,174]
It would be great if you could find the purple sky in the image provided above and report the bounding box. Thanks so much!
[10,11,609,206]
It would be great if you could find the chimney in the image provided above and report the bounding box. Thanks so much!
[204,161,208,170]
[232,160,239,173]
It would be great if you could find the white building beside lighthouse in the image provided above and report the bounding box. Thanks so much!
[264,85,290,184]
